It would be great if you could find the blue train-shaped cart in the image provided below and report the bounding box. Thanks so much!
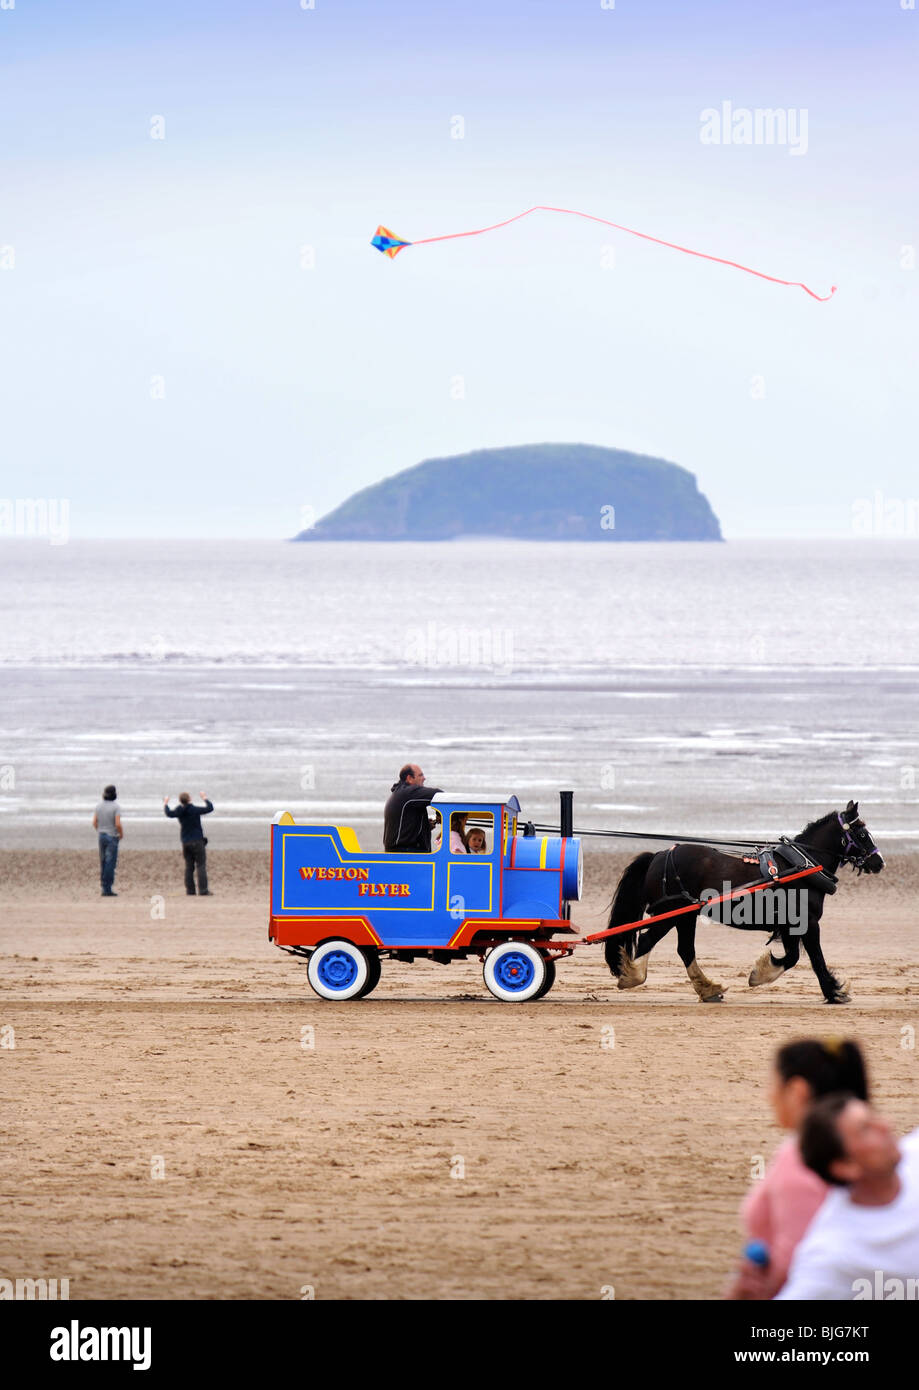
[269,793,582,1001]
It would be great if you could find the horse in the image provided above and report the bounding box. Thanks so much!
[603,802,883,1004]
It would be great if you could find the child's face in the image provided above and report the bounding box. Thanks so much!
[468,832,486,853]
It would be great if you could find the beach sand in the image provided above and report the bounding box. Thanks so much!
[2,848,916,1300]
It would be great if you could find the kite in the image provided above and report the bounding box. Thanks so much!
[370,204,836,301]
[370,226,412,259]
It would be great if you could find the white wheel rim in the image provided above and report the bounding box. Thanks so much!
[483,941,547,1002]
[307,940,370,1000]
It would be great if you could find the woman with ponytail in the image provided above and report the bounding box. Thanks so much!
[725,1037,869,1299]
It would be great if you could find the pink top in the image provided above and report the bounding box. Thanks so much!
[741,1136,829,1288]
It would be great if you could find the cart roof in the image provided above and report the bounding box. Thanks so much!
[430,792,521,811]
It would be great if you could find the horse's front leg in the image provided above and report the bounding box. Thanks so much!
[801,916,850,1004]
[677,916,726,1003]
[748,927,801,988]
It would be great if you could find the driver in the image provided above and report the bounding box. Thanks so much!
[383,764,442,853]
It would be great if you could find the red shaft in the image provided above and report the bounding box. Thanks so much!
[580,864,824,944]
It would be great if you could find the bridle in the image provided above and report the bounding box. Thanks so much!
[837,813,883,873]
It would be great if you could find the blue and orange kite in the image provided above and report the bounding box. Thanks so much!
[371,204,836,301]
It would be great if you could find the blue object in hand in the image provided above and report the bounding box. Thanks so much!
[744,1240,770,1268]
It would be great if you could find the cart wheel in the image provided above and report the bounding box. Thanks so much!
[532,957,557,1000]
[307,939,370,1001]
[356,950,382,998]
[483,941,547,1002]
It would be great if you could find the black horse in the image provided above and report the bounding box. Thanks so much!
[604,802,883,1004]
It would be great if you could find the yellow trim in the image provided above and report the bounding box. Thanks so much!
[447,917,542,948]
[277,812,295,825]
[445,860,493,914]
[503,814,516,854]
[336,825,362,853]
[280,831,435,911]
[539,837,548,869]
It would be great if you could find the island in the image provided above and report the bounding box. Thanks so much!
[293,443,722,542]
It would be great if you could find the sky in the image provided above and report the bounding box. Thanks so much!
[0,0,917,538]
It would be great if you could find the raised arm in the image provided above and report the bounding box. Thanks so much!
[163,797,178,818]
[200,793,214,815]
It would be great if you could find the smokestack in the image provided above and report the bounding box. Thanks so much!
[559,791,574,919]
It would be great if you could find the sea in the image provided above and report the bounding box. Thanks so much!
[1,538,917,850]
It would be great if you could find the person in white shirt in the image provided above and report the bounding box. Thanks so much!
[776,1093,919,1300]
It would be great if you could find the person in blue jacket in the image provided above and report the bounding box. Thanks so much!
[163,791,214,895]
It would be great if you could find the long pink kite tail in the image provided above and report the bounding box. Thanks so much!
[376,204,837,302]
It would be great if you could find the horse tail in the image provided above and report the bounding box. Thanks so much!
[604,851,654,976]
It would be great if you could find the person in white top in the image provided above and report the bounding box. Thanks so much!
[776,1094,919,1300]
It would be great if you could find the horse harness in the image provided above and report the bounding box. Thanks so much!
[647,846,699,916]
[647,836,837,919]
[760,838,838,895]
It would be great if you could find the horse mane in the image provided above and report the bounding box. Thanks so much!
[798,809,838,840]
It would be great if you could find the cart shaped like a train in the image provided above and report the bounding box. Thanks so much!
[269,792,582,1001]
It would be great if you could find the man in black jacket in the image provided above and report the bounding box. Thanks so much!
[163,791,214,895]
[383,765,442,852]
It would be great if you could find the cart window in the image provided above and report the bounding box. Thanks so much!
[452,811,493,855]
[428,809,444,852]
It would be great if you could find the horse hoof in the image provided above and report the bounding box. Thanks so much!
[748,951,784,987]
[826,993,851,1005]
[616,951,648,990]
[701,992,725,1003]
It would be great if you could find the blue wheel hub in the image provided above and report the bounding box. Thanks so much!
[494,951,537,992]
[317,949,360,991]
